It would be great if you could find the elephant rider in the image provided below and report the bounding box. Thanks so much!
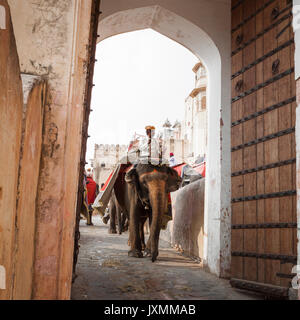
[128,125,168,165]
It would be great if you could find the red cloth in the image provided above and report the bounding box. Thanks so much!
[101,164,133,192]
[172,163,186,177]
[101,171,113,191]
[86,177,97,204]
[193,162,206,177]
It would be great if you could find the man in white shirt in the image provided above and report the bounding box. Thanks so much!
[128,125,167,165]
[139,126,160,164]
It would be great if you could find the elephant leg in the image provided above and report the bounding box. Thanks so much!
[121,212,128,232]
[150,227,161,262]
[139,216,147,251]
[86,206,93,226]
[144,219,150,235]
[128,202,143,258]
[144,214,152,256]
[116,204,122,235]
[108,199,117,234]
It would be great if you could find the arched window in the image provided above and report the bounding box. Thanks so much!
[0,5,6,30]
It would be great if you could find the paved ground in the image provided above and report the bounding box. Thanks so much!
[71,216,261,300]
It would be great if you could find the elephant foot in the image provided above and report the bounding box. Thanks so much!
[151,251,158,262]
[128,249,143,258]
[108,228,117,234]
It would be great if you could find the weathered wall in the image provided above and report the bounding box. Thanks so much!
[6,0,94,299]
[161,179,205,263]
[12,80,47,300]
[0,0,23,299]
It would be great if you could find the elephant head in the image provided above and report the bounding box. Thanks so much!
[125,163,181,262]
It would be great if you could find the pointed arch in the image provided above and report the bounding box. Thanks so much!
[97,5,231,278]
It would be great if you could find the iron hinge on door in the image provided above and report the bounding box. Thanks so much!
[231,127,295,152]
[231,252,297,264]
[232,222,297,229]
[231,39,294,79]
[231,96,296,127]
[231,158,296,177]
[230,278,289,298]
[232,68,294,103]
[231,190,296,203]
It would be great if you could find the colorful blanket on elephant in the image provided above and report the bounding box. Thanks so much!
[172,162,206,179]
[192,162,206,177]
[93,161,175,230]
[172,163,186,178]
[93,163,133,216]
[100,164,133,192]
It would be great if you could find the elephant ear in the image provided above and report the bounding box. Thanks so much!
[125,168,138,185]
[125,168,140,200]
[166,167,182,192]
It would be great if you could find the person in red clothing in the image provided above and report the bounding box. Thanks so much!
[85,168,99,225]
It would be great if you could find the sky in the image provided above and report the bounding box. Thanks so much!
[86,28,199,163]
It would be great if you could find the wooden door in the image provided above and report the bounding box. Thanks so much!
[12,80,47,299]
[0,0,23,299]
[231,0,297,298]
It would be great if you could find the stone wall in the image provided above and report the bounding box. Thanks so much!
[161,179,205,264]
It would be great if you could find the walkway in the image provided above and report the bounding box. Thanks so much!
[71,217,260,300]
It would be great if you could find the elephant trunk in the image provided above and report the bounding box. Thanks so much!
[148,180,167,262]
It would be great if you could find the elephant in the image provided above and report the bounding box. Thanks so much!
[107,190,148,252]
[106,190,128,235]
[113,162,181,262]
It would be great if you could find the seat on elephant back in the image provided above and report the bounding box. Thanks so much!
[172,163,204,188]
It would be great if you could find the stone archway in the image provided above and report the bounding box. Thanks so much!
[97,5,231,278]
